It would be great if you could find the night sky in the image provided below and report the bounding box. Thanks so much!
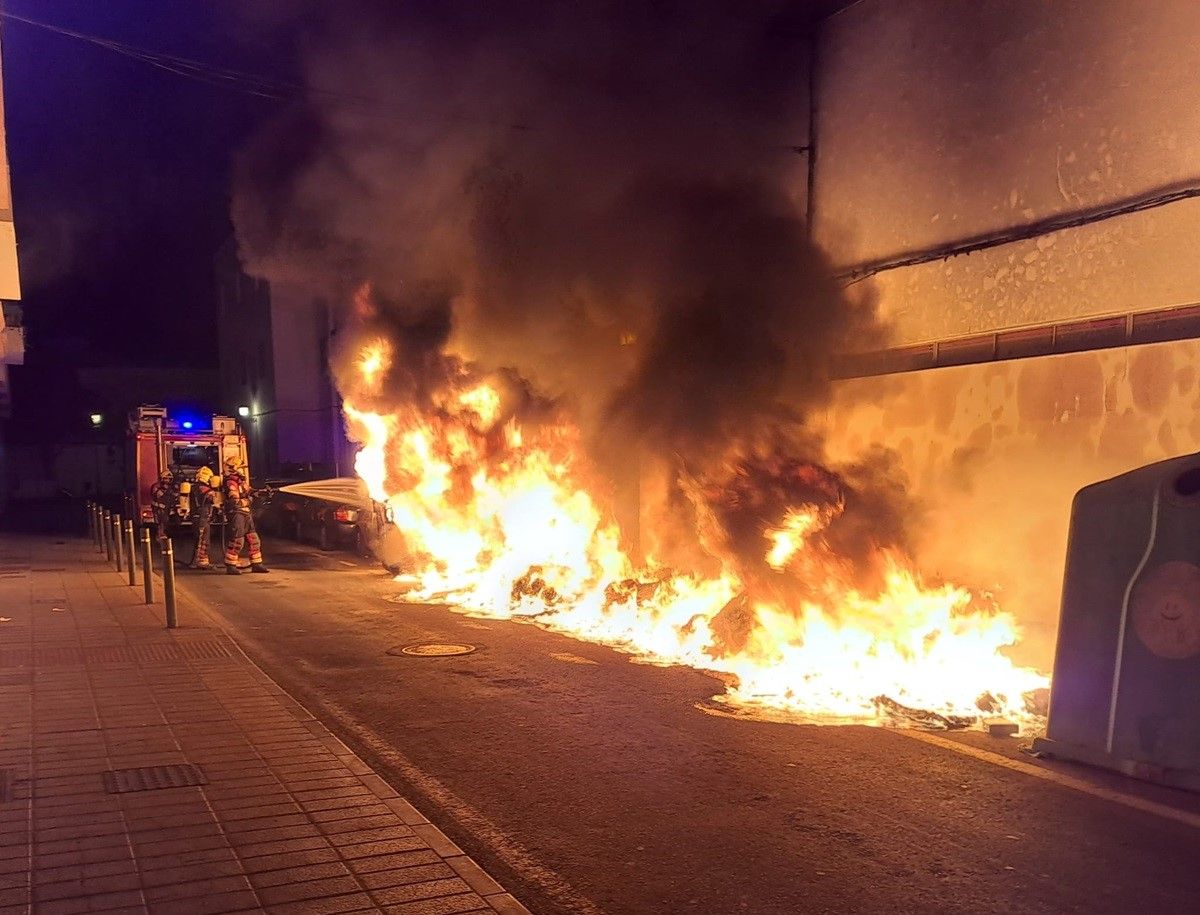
[1,0,305,438]
[4,1,305,365]
[1,1,845,442]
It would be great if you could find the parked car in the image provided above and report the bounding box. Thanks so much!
[252,470,409,570]
[253,463,335,538]
[298,499,365,552]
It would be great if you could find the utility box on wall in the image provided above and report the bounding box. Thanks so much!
[1035,453,1200,790]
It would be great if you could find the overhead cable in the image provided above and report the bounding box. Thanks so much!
[0,10,379,105]
[837,180,1200,285]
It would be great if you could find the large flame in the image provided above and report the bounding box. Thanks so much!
[345,346,1048,727]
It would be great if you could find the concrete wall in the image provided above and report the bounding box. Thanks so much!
[268,284,341,472]
[814,1,1200,670]
[816,0,1200,343]
[6,442,123,499]
[824,339,1200,670]
[217,236,275,466]
[217,241,345,475]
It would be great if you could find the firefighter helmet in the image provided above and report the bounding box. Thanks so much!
[159,470,174,483]
[223,458,239,474]
[196,466,214,485]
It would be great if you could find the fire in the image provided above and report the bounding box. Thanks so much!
[345,345,1049,727]
[456,384,502,429]
[358,339,391,389]
[765,508,823,570]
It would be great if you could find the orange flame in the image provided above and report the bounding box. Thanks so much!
[456,384,502,429]
[345,345,1048,727]
[357,339,391,390]
[765,507,824,570]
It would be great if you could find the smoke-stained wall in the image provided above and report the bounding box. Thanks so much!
[824,340,1200,670]
[814,0,1200,669]
[817,0,1200,342]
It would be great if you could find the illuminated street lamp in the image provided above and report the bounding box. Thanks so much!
[237,405,251,418]
[89,413,103,427]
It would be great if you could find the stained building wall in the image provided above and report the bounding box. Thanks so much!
[816,0,1200,342]
[813,0,1200,670]
[823,341,1200,670]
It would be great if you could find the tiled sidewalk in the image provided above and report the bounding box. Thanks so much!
[0,534,530,915]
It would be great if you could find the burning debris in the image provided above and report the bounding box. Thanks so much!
[232,2,1050,727]
[337,332,1048,727]
[873,696,977,731]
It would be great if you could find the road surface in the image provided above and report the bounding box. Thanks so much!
[175,542,1200,914]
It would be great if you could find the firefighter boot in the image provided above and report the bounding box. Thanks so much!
[251,564,270,573]
[225,564,242,575]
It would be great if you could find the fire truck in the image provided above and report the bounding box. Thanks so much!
[125,405,251,539]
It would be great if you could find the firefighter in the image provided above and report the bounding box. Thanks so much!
[189,465,218,570]
[149,470,175,545]
[222,458,269,574]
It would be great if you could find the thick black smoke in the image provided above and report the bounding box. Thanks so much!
[233,1,908,589]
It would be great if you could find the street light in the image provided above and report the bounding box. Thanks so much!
[237,405,250,418]
[89,413,103,427]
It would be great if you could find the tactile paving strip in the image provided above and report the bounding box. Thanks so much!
[102,764,208,794]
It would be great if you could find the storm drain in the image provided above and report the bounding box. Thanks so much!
[390,643,477,657]
[102,764,208,794]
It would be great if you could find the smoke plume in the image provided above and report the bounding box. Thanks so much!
[233,1,907,590]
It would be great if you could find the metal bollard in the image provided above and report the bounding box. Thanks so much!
[113,514,123,572]
[86,502,95,542]
[103,510,113,561]
[141,528,155,604]
[98,505,107,552]
[162,538,177,629]
[125,521,137,587]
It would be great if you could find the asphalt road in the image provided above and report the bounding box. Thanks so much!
[176,541,1200,915]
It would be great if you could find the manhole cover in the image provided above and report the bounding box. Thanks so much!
[391,643,477,657]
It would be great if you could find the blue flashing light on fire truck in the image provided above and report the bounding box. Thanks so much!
[125,405,251,539]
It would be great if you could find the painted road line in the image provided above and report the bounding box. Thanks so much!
[897,729,1200,831]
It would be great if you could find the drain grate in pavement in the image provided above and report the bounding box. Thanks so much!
[0,639,233,668]
[103,764,208,794]
[391,643,477,657]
